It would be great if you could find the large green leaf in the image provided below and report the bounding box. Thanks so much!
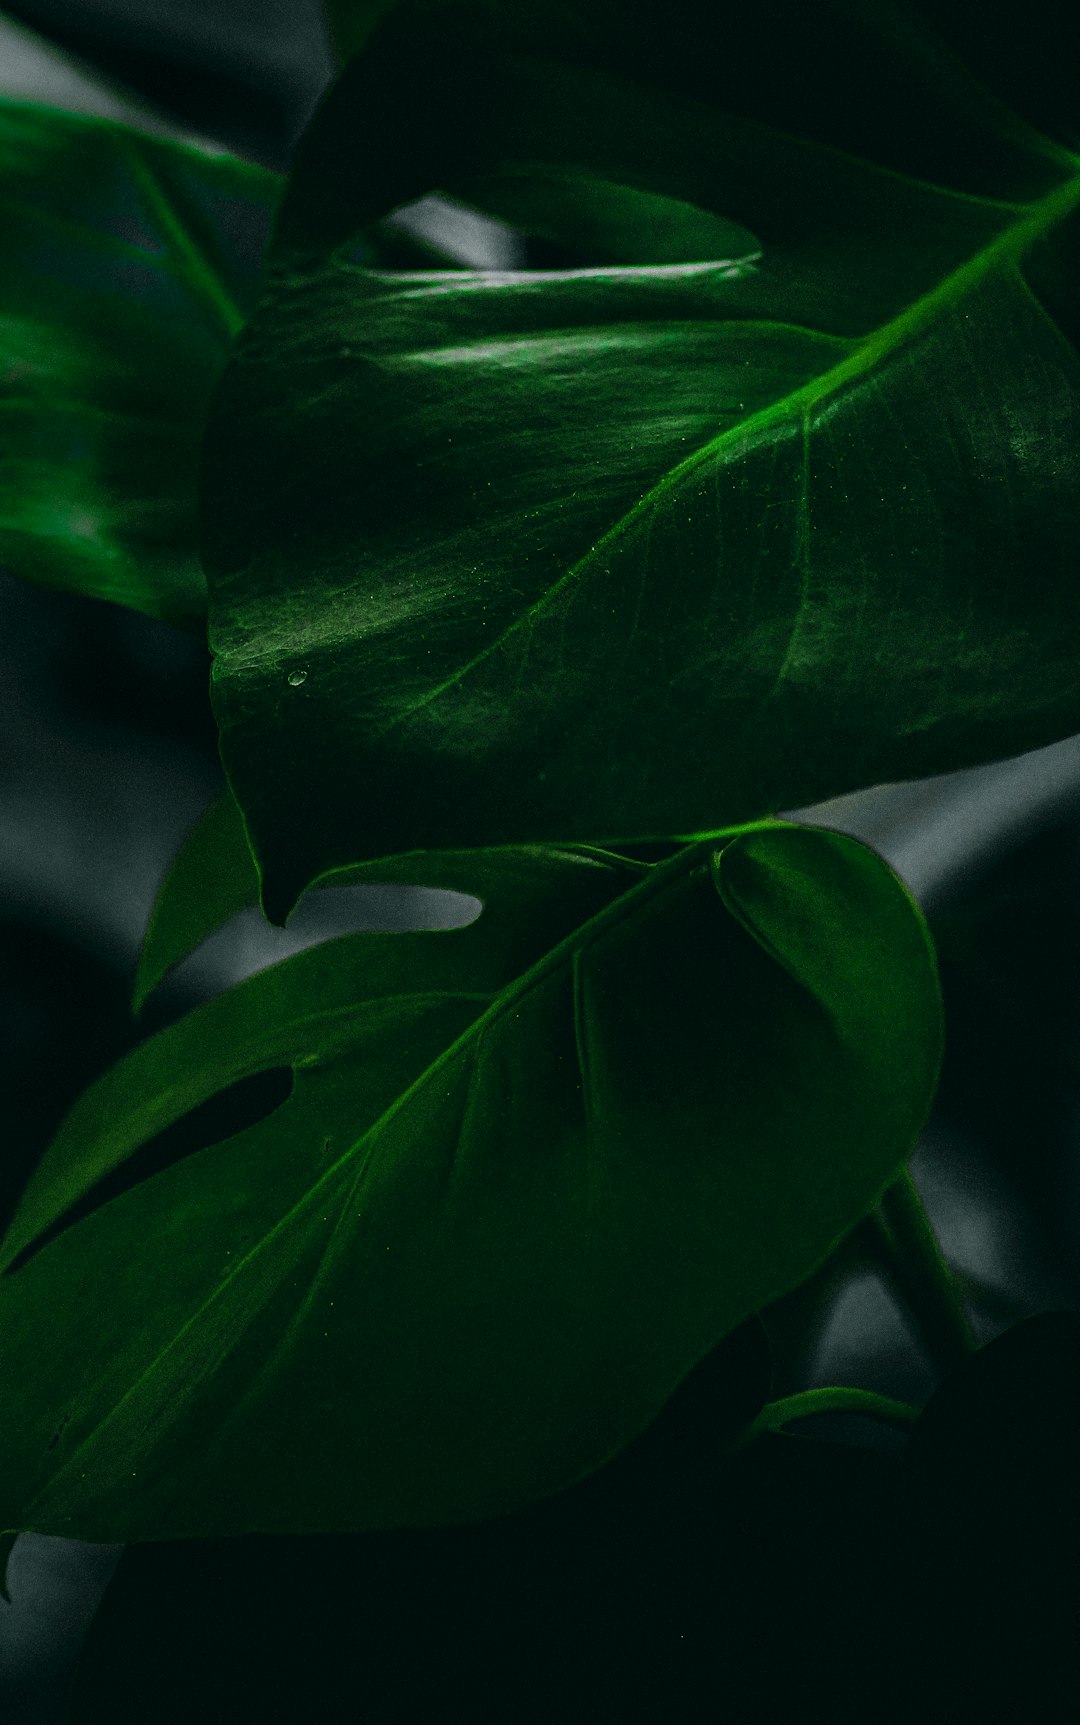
[0,825,940,1544]
[202,0,1080,919]
[0,102,278,626]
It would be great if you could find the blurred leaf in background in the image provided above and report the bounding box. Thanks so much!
[0,100,278,627]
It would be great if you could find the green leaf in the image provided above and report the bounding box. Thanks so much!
[7,843,639,1274]
[133,792,261,1012]
[451,166,762,268]
[202,1,1080,918]
[0,824,940,1543]
[129,792,627,1012]
[131,787,786,1010]
[0,101,278,627]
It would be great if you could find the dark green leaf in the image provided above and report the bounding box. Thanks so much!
[455,166,761,267]
[133,792,261,1011]
[131,787,785,1009]
[130,791,653,1011]
[202,1,1080,916]
[6,843,637,1273]
[0,102,278,627]
[0,824,940,1542]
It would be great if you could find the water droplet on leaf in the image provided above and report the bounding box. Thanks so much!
[287,669,308,687]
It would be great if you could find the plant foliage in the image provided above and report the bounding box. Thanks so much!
[202,0,1080,915]
[0,3,1076,1667]
[0,827,939,1542]
[0,102,277,627]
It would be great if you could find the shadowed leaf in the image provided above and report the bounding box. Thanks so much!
[0,101,278,626]
[130,788,787,1010]
[0,825,939,1543]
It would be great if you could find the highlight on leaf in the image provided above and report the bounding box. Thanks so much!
[203,0,1080,919]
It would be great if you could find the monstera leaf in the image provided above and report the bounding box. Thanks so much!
[0,825,940,1547]
[0,101,277,626]
[200,0,1080,917]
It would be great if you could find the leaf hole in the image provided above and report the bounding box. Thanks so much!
[6,1067,293,1275]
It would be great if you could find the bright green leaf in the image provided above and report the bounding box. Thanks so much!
[0,825,940,1543]
[202,2,1080,918]
[0,102,278,627]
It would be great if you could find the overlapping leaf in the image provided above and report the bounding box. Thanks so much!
[0,102,277,626]
[0,825,940,1545]
[129,787,786,1010]
[202,0,1080,918]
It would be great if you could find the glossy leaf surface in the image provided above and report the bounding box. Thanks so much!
[0,825,940,1543]
[203,1,1080,917]
[0,101,277,626]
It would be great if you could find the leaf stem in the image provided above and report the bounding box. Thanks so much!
[866,1166,977,1375]
[748,1386,920,1441]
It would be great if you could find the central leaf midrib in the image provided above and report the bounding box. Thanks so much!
[349,167,1080,740]
[20,842,712,1514]
[0,192,156,274]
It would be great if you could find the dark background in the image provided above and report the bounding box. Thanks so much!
[2,3,1080,1717]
